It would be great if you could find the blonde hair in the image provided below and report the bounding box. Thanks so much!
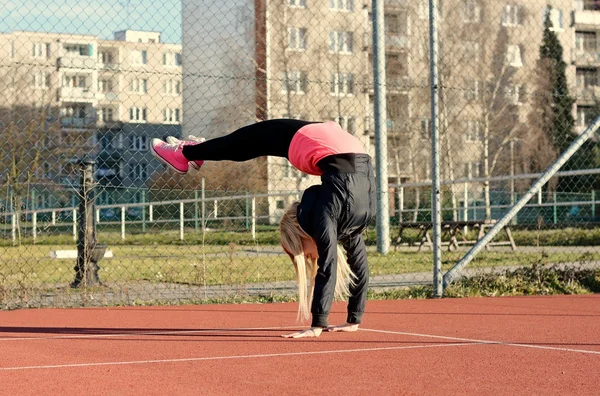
[279,202,355,322]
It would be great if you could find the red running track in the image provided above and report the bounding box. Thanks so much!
[0,294,599,396]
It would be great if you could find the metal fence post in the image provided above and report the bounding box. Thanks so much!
[430,0,443,298]
[373,0,390,255]
[180,201,184,241]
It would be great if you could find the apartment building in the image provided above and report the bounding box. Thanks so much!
[573,0,600,133]
[183,0,370,222]
[0,29,182,192]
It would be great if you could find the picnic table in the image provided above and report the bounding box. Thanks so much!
[393,220,517,252]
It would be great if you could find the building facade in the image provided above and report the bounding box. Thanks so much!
[0,29,183,196]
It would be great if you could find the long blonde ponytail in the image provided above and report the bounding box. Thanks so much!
[279,202,355,322]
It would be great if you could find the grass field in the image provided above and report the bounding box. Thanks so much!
[1,242,599,288]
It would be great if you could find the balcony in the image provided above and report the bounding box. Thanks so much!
[99,62,120,72]
[363,32,409,51]
[98,92,120,102]
[60,117,95,129]
[57,56,96,70]
[59,87,96,103]
[363,75,412,93]
[573,9,600,27]
[572,49,600,66]
[576,85,600,104]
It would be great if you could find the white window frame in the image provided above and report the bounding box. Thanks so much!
[163,108,181,123]
[329,31,354,53]
[464,41,480,62]
[287,27,308,50]
[465,120,482,142]
[465,161,481,178]
[504,84,524,105]
[130,135,148,151]
[129,107,147,122]
[502,4,521,27]
[329,0,353,12]
[465,79,481,101]
[288,0,307,8]
[461,0,481,23]
[544,7,564,32]
[99,107,115,122]
[99,50,115,64]
[129,78,148,94]
[33,72,51,89]
[163,80,181,95]
[162,52,182,67]
[64,44,89,57]
[282,71,308,94]
[507,44,523,67]
[130,163,148,180]
[131,49,148,65]
[330,72,355,96]
[334,116,356,135]
[419,0,442,20]
[32,42,51,58]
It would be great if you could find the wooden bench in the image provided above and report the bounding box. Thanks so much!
[393,220,517,252]
[50,249,114,259]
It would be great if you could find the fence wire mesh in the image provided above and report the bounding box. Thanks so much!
[1,0,600,309]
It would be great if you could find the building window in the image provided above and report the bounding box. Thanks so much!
[385,14,399,34]
[129,107,147,122]
[282,71,308,93]
[465,120,482,142]
[506,44,523,67]
[543,7,563,31]
[461,0,481,23]
[577,68,598,87]
[576,32,597,52]
[330,73,354,96]
[99,107,115,122]
[502,4,522,27]
[334,116,356,134]
[288,27,308,50]
[163,52,182,66]
[33,72,51,89]
[330,0,353,12]
[32,42,51,58]
[288,0,306,7]
[130,163,148,180]
[464,41,480,62]
[63,75,89,90]
[464,161,481,178]
[329,31,354,53]
[419,0,443,19]
[130,135,148,151]
[504,84,524,105]
[131,50,147,65]
[577,106,594,127]
[420,118,430,139]
[64,44,90,56]
[129,78,148,93]
[464,79,481,101]
[163,80,181,95]
[98,79,114,93]
[276,200,285,209]
[99,51,115,64]
[163,108,181,123]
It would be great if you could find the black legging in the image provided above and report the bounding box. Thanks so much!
[181,119,316,161]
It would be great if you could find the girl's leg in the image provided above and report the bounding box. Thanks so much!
[182,119,315,161]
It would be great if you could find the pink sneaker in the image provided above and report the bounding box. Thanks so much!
[151,138,189,173]
[165,136,205,170]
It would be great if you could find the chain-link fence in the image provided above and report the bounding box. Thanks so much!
[1,0,600,309]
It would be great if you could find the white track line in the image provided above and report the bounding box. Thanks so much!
[0,326,300,342]
[359,328,600,356]
[0,342,480,371]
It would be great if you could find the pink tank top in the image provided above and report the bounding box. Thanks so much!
[288,121,367,176]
